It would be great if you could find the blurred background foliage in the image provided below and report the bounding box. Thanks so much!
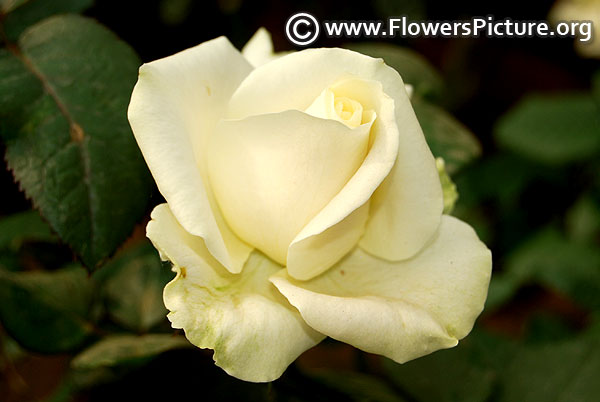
[0,0,599,401]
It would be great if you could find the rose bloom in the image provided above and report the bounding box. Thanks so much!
[128,29,492,382]
[549,0,600,58]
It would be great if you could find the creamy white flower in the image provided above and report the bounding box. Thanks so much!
[128,29,492,382]
[549,0,600,58]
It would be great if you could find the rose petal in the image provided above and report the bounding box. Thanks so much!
[241,27,275,67]
[227,48,443,262]
[270,215,492,364]
[288,77,398,280]
[148,204,324,382]
[287,203,369,281]
[359,86,443,260]
[227,48,398,119]
[128,37,253,273]
[208,110,371,267]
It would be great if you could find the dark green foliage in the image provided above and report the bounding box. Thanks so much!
[0,265,94,352]
[345,42,445,101]
[495,94,600,165]
[0,15,153,268]
[0,0,93,41]
[96,243,174,333]
[413,99,481,174]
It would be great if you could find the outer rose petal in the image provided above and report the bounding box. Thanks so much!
[359,77,443,260]
[227,48,443,263]
[270,215,492,364]
[128,37,253,274]
[242,28,294,67]
[241,28,275,67]
[148,204,324,382]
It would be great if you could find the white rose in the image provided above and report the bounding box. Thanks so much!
[549,0,600,58]
[128,29,492,382]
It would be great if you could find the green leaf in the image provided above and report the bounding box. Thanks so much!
[453,153,553,211]
[495,93,600,165]
[524,313,578,344]
[0,265,94,352]
[345,42,444,101]
[71,334,190,369]
[0,0,29,14]
[0,15,154,268]
[413,100,482,174]
[0,331,27,370]
[97,242,173,332]
[486,228,600,311]
[592,70,600,105]
[0,253,20,271]
[499,329,600,402]
[0,210,55,250]
[0,210,57,273]
[384,330,514,402]
[0,0,93,41]
[566,195,600,244]
[307,369,408,402]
